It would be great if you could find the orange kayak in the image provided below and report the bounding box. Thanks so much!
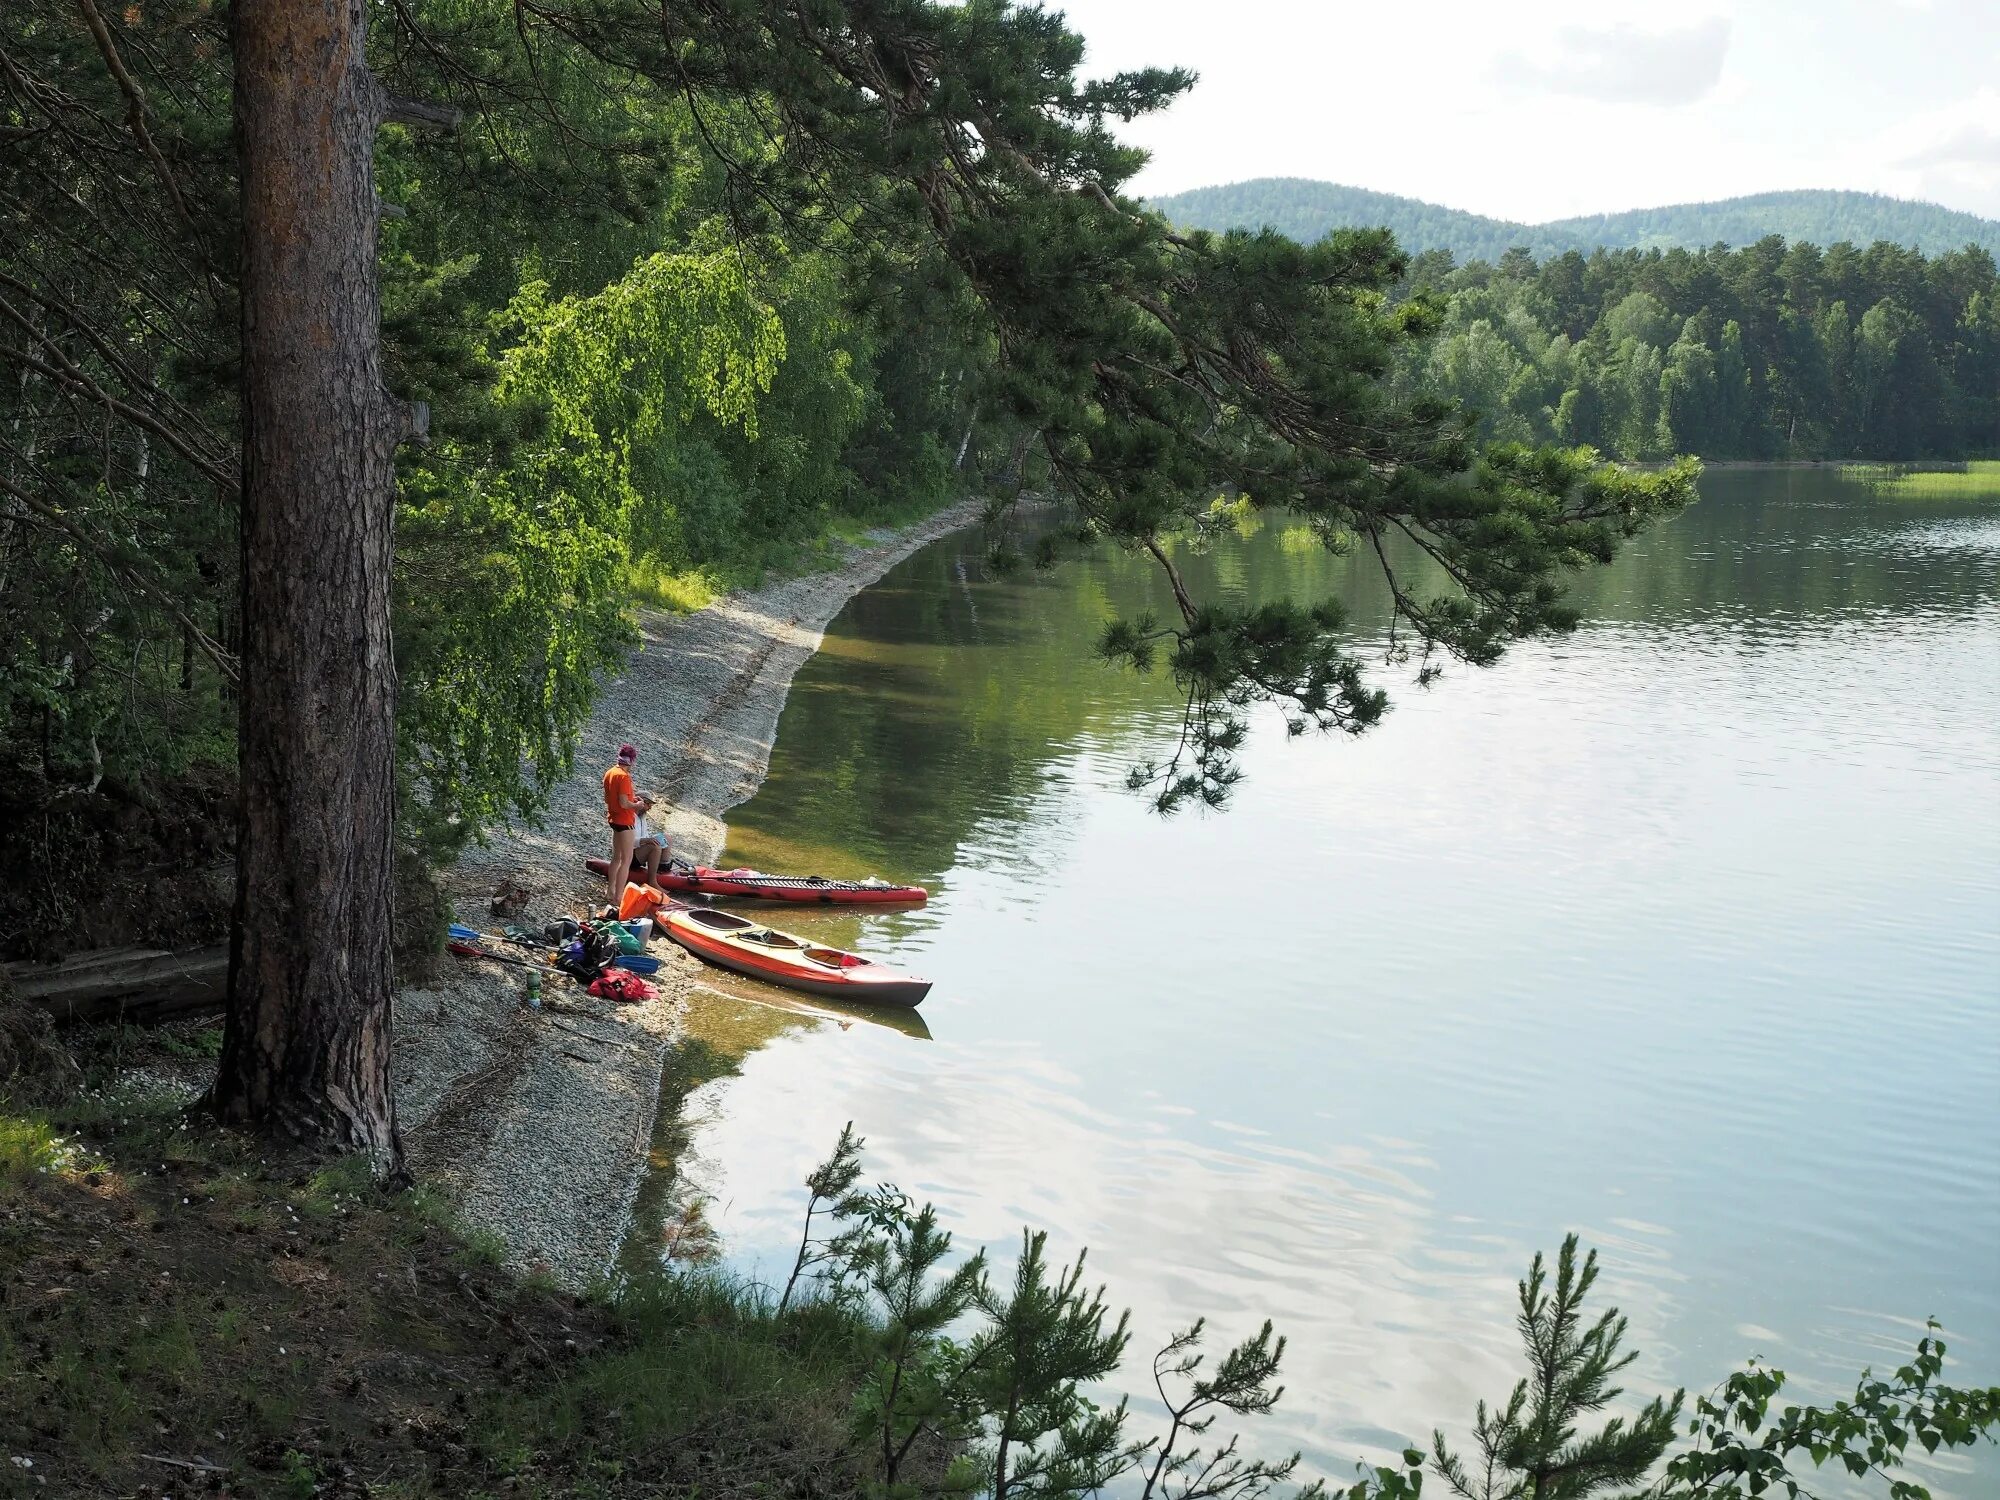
[660,907,931,1008]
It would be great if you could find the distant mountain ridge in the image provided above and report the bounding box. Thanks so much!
[1146,180,2000,262]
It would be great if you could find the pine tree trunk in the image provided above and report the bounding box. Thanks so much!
[210,0,408,1164]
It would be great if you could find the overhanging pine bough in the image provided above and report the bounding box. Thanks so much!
[486,0,1699,809]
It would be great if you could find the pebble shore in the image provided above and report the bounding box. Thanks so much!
[393,499,989,1288]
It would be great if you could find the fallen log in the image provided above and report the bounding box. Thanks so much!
[4,944,228,1025]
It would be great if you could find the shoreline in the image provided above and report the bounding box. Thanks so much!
[392,496,991,1287]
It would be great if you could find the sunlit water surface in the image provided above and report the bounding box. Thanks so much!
[641,469,2000,1492]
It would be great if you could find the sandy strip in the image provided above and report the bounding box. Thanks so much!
[392,498,987,1288]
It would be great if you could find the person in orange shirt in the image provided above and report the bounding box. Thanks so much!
[602,743,652,903]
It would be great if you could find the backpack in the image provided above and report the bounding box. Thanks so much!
[556,923,623,981]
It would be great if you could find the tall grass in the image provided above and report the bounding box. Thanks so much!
[472,1270,880,1490]
[625,557,726,613]
[624,489,971,612]
[1841,459,2000,499]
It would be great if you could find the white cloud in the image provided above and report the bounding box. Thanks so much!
[1058,0,2000,223]
[1869,90,2000,216]
[1900,123,2000,170]
[1499,16,1734,107]
[1882,88,2000,162]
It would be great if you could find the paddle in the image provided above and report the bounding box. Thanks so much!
[445,936,549,974]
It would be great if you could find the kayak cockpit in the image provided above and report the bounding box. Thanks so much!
[804,947,866,969]
[686,909,755,933]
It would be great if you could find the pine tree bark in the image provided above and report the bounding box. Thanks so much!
[210,0,413,1163]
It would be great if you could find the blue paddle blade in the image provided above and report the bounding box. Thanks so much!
[613,954,662,974]
[448,923,480,943]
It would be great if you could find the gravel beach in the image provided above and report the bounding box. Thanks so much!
[394,498,988,1288]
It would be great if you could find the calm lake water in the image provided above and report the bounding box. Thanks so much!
[644,468,2000,1492]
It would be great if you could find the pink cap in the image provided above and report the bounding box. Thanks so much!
[616,743,637,764]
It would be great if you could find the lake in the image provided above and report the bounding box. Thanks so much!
[638,467,2000,1493]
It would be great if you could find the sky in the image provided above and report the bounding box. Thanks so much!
[1051,0,2000,223]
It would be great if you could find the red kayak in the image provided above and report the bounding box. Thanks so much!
[584,856,927,905]
[660,907,931,1008]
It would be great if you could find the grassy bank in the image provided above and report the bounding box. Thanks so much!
[626,490,970,615]
[1841,459,2000,498]
[0,1018,923,1499]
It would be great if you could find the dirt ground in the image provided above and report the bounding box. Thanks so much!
[0,1020,886,1499]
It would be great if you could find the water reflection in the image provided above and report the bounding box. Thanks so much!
[639,468,2000,1493]
[685,974,936,1043]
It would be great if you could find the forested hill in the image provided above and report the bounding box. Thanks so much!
[1149,180,2000,261]
[1152,182,1538,261]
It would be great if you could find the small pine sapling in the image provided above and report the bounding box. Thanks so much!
[849,1194,990,1496]
[1140,1318,1327,1500]
[1432,1234,1682,1499]
[779,1120,868,1313]
[963,1231,1143,1499]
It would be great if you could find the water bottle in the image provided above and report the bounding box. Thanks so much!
[526,970,543,1010]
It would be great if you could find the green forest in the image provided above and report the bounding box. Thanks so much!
[1150,179,2000,262]
[1399,238,2000,460]
[1153,183,2000,462]
[1,0,995,894]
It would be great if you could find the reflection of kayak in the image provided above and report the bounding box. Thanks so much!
[684,971,936,1041]
[660,907,931,1008]
[584,856,926,905]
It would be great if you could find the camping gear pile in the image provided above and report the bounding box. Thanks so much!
[452,855,935,1011]
[446,917,661,1002]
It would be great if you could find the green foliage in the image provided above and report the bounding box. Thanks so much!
[1410,1243,2000,1500]
[1138,1319,1323,1500]
[847,1189,989,1495]
[6,1079,1996,1499]
[1431,1235,1682,1499]
[157,1025,224,1062]
[277,1448,320,1500]
[1660,1330,2000,1498]
[0,1114,79,1190]
[779,1119,871,1314]
[0,0,238,797]
[1,0,983,870]
[391,244,787,847]
[793,1138,1313,1500]
[772,1134,2000,1500]
[454,1227,510,1269]
[1841,460,2000,499]
[965,1232,1138,1499]
[1400,239,2000,462]
[480,0,1700,809]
